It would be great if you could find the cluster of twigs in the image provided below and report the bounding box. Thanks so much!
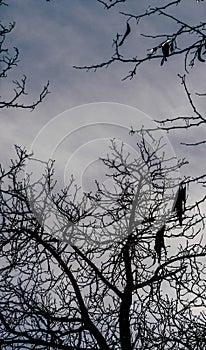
[0,0,49,110]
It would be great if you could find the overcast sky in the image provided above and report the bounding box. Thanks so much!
[1,0,206,197]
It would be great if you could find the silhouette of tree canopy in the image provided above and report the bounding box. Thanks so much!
[0,133,206,349]
[0,0,49,110]
[0,1,206,349]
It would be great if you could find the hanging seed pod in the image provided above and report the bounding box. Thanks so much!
[119,22,131,46]
[197,46,205,62]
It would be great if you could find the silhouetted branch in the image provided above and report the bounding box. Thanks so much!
[154,75,206,143]
[75,0,206,81]
[0,1,50,110]
[0,76,50,110]
[97,0,126,10]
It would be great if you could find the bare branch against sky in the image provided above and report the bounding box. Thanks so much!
[0,1,206,349]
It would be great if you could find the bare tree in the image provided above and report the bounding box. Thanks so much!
[0,132,205,349]
[0,0,49,110]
